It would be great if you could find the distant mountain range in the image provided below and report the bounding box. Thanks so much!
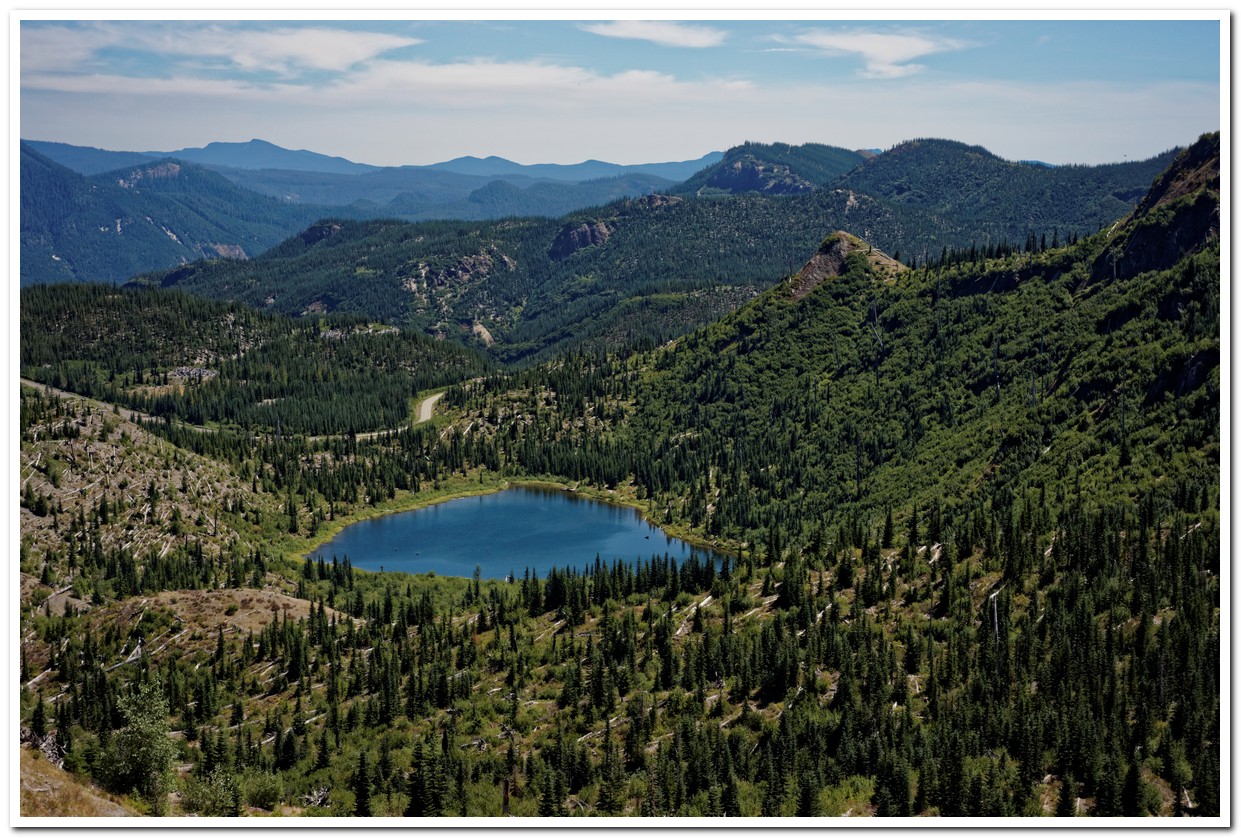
[19,141,722,284]
[19,144,338,286]
[24,137,722,181]
[423,152,725,183]
[21,135,1180,305]
[22,138,722,236]
[127,136,1188,365]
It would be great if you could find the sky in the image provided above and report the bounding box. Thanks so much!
[17,15,1224,167]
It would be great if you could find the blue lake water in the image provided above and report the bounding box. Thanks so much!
[307,486,729,579]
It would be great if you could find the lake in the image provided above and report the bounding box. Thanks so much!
[307,486,729,579]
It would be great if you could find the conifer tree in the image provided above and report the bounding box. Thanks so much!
[31,694,46,740]
[353,750,372,817]
[1057,774,1077,817]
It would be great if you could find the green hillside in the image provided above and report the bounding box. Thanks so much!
[20,284,491,436]
[835,138,1181,245]
[19,146,337,285]
[446,133,1218,553]
[16,136,1219,820]
[135,188,947,364]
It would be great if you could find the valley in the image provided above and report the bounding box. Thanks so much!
[17,132,1221,821]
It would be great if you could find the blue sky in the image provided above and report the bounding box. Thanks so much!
[19,17,1223,166]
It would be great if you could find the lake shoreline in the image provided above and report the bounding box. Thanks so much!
[292,472,740,578]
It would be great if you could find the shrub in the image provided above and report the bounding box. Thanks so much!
[94,681,176,815]
[180,770,241,817]
[242,770,284,811]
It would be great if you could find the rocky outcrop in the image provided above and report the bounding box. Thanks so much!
[629,194,682,210]
[300,221,343,247]
[1094,133,1219,282]
[115,162,181,189]
[433,253,497,286]
[789,231,906,299]
[704,155,816,195]
[549,220,611,261]
[210,243,247,259]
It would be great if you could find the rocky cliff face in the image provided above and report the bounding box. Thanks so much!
[210,244,248,259]
[549,220,611,261]
[1094,133,1219,282]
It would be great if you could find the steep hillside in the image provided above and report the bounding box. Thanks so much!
[615,134,1218,544]
[1092,132,1220,281]
[20,746,141,817]
[135,187,950,363]
[16,135,1220,820]
[19,147,335,285]
[23,139,158,176]
[834,138,1180,244]
[454,134,1218,550]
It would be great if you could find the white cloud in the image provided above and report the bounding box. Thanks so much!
[22,71,302,100]
[176,26,422,75]
[791,28,967,79]
[21,22,421,80]
[21,23,125,74]
[318,58,752,109]
[23,55,753,114]
[581,21,728,49]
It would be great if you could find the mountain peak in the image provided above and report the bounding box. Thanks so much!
[788,231,907,300]
[883,137,1001,160]
[151,139,376,174]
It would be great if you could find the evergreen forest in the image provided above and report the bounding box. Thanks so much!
[16,133,1221,820]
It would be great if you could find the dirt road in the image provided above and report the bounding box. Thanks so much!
[416,391,445,424]
[21,378,445,442]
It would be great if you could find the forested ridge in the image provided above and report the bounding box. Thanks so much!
[19,145,347,286]
[834,139,1180,242]
[19,142,687,287]
[673,141,866,195]
[21,284,492,436]
[131,138,1177,365]
[17,134,1220,819]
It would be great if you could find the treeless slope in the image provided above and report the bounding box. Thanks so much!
[19,746,139,818]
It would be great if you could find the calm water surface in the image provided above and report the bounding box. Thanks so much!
[308,486,728,578]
